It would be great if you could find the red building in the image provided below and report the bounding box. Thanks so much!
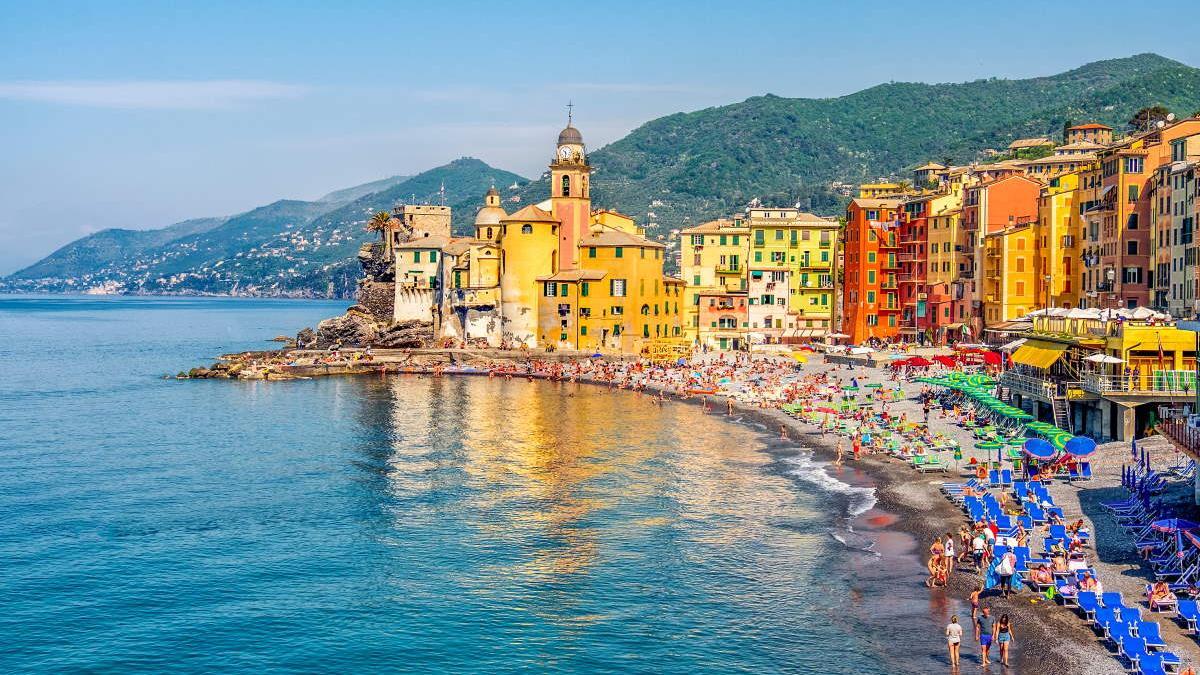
[843,197,903,344]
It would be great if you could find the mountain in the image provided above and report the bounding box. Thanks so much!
[520,52,1200,236]
[316,175,409,203]
[8,53,1200,297]
[3,159,526,297]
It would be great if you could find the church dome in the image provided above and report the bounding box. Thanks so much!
[474,205,505,227]
[558,124,583,145]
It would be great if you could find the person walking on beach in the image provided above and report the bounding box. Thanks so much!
[994,613,1014,666]
[943,532,956,576]
[852,435,862,461]
[780,424,788,440]
[727,398,734,415]
[976,606,994,665]
[995,548,1017,598]
[835,438,844,466]
[969,585,983,621]
[946,614,963,668]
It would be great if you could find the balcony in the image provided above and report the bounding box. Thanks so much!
[879,240,901,249]
[1000,371,1065,402]
[1081,371,1197,396]
[897,253,917,262]
[715,264,742,275]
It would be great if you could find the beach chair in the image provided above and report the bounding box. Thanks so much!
[1094,605,1119,632]
[1080,461,1093,480]
[1138,621,1167,650]
[988,469,1001,487]
[1107,616,1134,644]
[1119,606,1142,627]
[1136,652,1181,675]
[1067,464,1081,481]
[1117,635,1146,667]
[1102,592,1126,609]
[1000,469,1013,486]
[1175,599,1199,633]
[1076,591,1100,621]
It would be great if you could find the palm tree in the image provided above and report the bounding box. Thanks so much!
[366,211,392,234]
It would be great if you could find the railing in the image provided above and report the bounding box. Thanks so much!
[1000,371,1064,400]
[1081,371,1197,395]
[715,265,742,274]
[1159,419,1200,457]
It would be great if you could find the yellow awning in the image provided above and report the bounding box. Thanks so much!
[1011,340,1068,370]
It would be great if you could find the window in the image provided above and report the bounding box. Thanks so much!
[581,326,588,336]
[867,291,876,303]
[429,250,438,262]
[615,247,623,258]
[868,252,877,263]
[867,270,876,284]
[1127,240,1138,255]
[690,235,703,245]
[754,251,762,262]
[521,224,533,234]
[1128,185,1139,202]
[771,251,785,262]
[719,235,727,245]
[1015,281,1025,296]
[611,279,627,297]
[485,227,493,239]
[560,283,569,296]
[612,306,624,315]
[1124,157,1143,174]
[543,282,557,297]
[790,230,798,245]
[561,175,570,196]
[1015,257,1025,272]
[754,230,765,245]
[589,247,597,258]
[775,229,784,240]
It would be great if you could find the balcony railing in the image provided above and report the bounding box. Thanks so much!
[1158,419,1200,458]
[1080,371,1197,396]
[715,265,742,274]
[1000,372,1065,401]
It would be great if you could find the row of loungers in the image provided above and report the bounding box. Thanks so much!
[944,473,1185,674]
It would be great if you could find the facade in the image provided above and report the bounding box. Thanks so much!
[679,218,748,347]
[377,121,680,353]
[1037,170,1087,311]
[981,222,1039,324]
[843,197,902,343]
[1153,131,1200,317]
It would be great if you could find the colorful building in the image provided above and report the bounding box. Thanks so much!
[843,197,903,343]
[746,207,839,344]
[679,218,748,347]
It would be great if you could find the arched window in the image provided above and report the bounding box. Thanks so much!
[561,175,570,197]
[486,227,493,239]
[521,224,532,234]
[640,304,650,315]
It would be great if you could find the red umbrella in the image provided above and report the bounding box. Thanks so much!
[982,351,1002,366]
[906,356,934,367]
[932,355,958,367]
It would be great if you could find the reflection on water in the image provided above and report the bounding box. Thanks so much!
[0,295,957,673]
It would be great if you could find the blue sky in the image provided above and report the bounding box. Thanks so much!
[2,0,1198,274]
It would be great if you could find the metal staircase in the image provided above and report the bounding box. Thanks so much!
[1050,396,1071,431]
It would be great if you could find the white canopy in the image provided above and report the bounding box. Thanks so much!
[1084,353,1124,364]
[999,338,1028,351]
[849,346,876,355]
[825,332,851,339]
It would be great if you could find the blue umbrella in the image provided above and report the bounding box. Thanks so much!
[1151,518,1200,533]
[1023,438,1056,460]
[1064,436,1098,458]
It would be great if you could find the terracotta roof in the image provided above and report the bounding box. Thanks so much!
[852,197,901,209]
[1008,137,1055,150]
[1056,141,1105,152]
[663,276,685,284]
[1068,123,1112,131]
[443,238,496,256]
[1026,153,1096,165]
[503,204,558,223]
[394,234,452,250]
[681,219,746,234]
[537,269,607,282]
[915,162,947,171]
[580,229,664,248]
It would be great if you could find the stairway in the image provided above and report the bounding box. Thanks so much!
[998,386,1011,403]
[1050,396,1071,431]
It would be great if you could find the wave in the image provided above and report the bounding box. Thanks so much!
[783,451,878,518]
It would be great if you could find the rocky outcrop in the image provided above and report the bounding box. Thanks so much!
[374,320,434,348]
[357,280,395,324]
[357,242,393,282]
[311,305,380,347]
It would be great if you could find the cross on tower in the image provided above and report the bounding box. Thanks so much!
[567,101,573,125]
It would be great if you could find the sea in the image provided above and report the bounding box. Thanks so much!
[0,295,960,673]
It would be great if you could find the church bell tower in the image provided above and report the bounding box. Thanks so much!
[550,105,592,271]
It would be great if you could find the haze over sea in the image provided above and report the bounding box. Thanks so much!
[0,295,948,673]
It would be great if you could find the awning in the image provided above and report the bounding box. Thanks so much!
[944,323,964,330]
[1011,339,1068,370]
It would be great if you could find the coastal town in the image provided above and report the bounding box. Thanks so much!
[183,112,1200,673]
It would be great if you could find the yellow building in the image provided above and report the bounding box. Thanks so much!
[679,218,748,346]
[982,223,1039,324]
[499,204,561,345]
[537,226,683,353]
[925,193,963,287]
[747,207,839,342]
[1037,169,1088,310]
[858,183,905,199]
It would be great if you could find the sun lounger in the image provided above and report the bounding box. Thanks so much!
[1136,652,1180,675]
[1175,599,1199,633]
[1102,592,1126,609]
[1137,621,1167,650]
[1076,591,1100,620]
[1080,462,1093,480]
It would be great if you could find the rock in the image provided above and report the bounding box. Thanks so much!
[358,242,394,282]
[374,320,435,349]
[270,335,291,342]
[312,306,382,348]
[296,327,318,349]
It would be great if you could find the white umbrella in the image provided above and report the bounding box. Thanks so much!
[1084,353,1124,364]
[825,332,850,339]
[849,346,876,355]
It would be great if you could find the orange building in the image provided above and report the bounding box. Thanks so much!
[842,197,903,343]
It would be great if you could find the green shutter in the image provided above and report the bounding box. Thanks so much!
[581,282,589,297]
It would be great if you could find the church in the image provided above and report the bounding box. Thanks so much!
[379,118,684,353]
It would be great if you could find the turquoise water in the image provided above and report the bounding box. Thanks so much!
[0,295,950,673]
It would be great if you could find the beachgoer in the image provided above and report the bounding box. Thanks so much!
[946,614,963,668]
[835,438,844,466]
[971,531,986,572]
[969,585,983,621]
[994,614,1014,666]
[1149,580,1177,611]
[944,532,956,577]
[976,606,993,664]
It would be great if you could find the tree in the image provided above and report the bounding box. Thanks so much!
[1128,106,1172,131]
[1061,119,1074,141]
[366,211,392,233]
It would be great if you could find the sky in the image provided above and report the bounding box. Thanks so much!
[2,0,1198,274]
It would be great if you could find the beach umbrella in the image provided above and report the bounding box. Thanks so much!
[1064,436,1097,458]
[1023,438,1056,460]
[865,383,882,388]
[1151,518,1200,533]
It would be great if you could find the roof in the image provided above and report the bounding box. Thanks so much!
[443,238,496,256]
[1068,123,1112,131]
[394,234,452,250]
[1026,153,1096,165]
[537,269,607,282]
[1008,137,1055,150]
[581,228,664,248]
[1012,339,1068,370]
[1056,141,1106,152]
[663,276,685,284]
[681,219,747,234]
[852,197,901,209]
[915,162,947,171]
[558,124,583,145]
[502,204,559,223]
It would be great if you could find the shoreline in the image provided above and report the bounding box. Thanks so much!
[243,361,1120,673]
